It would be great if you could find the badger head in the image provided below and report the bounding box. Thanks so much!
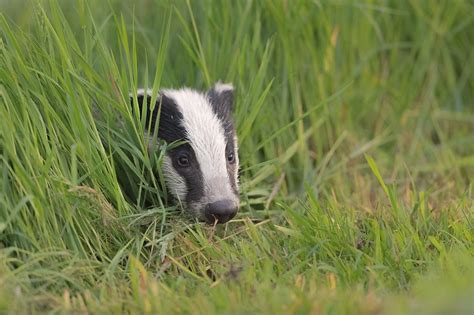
[131,83,239,224]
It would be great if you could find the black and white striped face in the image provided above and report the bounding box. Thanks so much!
[131,83,239,224]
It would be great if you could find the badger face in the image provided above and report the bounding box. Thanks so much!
[131,83,239,224]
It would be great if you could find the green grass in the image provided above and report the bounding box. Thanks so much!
[0,0,473,314]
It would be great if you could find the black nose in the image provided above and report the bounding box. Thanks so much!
[205,200,238,224]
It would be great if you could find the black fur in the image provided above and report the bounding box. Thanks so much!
[130,92,205,205]
[132,93,186,143]
[168,143,205,205]
[207,85,235,137]
[225,140,238,194]
[207,85,239,194]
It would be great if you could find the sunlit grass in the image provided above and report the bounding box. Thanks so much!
[0,0,473,313]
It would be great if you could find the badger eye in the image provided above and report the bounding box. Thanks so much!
[227,152,235,164]
[176,154,190,167]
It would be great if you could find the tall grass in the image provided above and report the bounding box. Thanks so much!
[0,0,473,313]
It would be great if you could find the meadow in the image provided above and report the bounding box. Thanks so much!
[0,0,473,313]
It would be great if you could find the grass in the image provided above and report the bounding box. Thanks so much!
[0,0,473,313]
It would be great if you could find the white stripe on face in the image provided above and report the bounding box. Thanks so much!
[163,88,237,205]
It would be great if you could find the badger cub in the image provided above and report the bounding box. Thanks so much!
[131,83,239,224]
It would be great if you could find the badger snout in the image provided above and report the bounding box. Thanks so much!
[204,199,238,224]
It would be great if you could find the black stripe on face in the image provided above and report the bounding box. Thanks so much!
[130,92,205,205]
[168,143,205,205]
[225,136,239,195]
[207,85,239,194]
[207,86,235,138]
[131,93,186,143]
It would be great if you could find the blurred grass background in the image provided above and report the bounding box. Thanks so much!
[0,0,473,313]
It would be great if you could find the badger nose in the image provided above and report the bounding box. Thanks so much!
[205,200,237,224]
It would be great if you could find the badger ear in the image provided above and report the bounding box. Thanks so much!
[207,82,235,119]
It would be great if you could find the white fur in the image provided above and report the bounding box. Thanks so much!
[213,82,234,94]
[135,88,153,96]
[162,155,187,202]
